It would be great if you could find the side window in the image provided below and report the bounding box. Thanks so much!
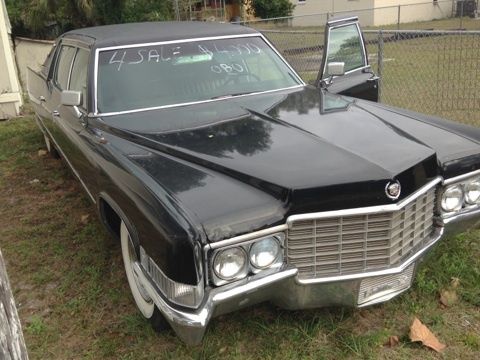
[54,45,76,90]
[69,49,89,109]
[324,24,366,77]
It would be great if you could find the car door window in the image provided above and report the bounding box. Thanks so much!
[324,24,366,77]
[54,45,76,90]
[69,48,89,109]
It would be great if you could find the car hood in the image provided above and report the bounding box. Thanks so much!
[98,87,480,237]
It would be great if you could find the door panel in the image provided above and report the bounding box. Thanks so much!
[49,44,98,201]
[318,17,379,102]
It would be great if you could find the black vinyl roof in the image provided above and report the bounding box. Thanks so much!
[64,21,259,48]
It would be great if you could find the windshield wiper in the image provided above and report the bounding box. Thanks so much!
[210,92,255,100]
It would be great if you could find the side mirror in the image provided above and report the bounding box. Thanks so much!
[61,90,82,107]
[327,62,345,77]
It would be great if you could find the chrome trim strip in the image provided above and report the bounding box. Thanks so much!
[323,65,372,86]
[287,177,442,225]
[98,33,260,52]
[363,29,480,35]
[443,169,480,185]
[93,33,305,116]
[297,227,443,285]
[94,86,304,117]
[441,206,480,225]
[36,116,96,204]
[207,224,288,250]
[259,33,306,86]
[327,16,359,25]
[357,286,411,308]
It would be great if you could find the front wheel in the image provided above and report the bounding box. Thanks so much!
[120,221,169,331]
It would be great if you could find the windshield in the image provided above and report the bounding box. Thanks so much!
[96,36,301,114]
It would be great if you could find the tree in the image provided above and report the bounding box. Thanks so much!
[249,0,295,19]
[5,0,173,39]
[122,0,173,23]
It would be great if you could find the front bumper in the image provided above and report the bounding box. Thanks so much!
[135,213,480,345]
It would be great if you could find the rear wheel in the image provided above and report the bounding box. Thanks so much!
[120,221,169,331]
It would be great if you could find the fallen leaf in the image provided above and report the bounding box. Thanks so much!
[38,149,48,157]
[384,335,400,348]
[29,179,40,184]
[80,214,90,224]
[451,277,460,289]
[409,317,446,353]
[440,289,458,307]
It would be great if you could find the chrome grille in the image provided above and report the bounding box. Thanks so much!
[286,188,436,279]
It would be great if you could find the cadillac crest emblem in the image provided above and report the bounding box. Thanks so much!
[385,180,401,200]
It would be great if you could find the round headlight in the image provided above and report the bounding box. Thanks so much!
[213,247,247,280]
[465,178,480,205]
[441,185,464,212]
[250,237,281,269]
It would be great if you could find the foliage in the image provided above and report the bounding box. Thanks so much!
[248,0,295,19]
[122,0,173,23]
[5,0,173,39]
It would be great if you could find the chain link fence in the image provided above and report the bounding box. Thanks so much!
[241,1,480,126]
[365,30,480,125]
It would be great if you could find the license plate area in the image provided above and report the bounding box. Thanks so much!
[358,264,415,306]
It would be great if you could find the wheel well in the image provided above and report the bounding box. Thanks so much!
[100,198,121,240]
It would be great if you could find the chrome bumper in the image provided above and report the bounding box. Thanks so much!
[136,214,480,345]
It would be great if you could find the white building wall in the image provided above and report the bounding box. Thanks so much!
[0,0,22,119]
[373,0,454,26]
[292,0,375,26]
[14,37,54,89]
[290,0,454,27]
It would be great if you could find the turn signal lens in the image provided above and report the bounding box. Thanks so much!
[441,185,464,212]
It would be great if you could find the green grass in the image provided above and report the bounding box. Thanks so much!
[1,116,480,359]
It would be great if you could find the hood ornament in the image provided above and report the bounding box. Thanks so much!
[385,180,401,200]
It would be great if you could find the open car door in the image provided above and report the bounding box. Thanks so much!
[317,16,379,102]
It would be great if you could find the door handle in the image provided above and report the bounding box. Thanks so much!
[52,110,60,117]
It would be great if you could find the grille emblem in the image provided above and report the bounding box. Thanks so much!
[386,180,401,200]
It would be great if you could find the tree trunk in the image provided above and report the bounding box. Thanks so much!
[0,248,28,360]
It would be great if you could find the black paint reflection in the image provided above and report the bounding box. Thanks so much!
[131,152,208,194]
[267,87,353,118]
[150,117,273,159]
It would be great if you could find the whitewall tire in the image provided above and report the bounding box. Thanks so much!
[120,221,155,318]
